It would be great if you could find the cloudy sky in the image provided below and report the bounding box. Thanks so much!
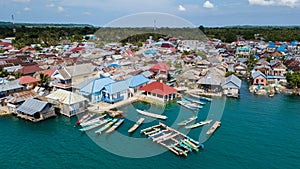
[1,0,300,27]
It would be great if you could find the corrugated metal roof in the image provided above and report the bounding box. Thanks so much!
[65,63,96,77]
[221,74,242,89]
[80,77,115,95]
[252,70,266,79]
[0,80,24,92]
[103,79,130,94]
[46,89,87,105]
[128,75,149,87]
[17,98,48,115]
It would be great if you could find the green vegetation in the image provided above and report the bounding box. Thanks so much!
[246,54,258,71]
[225,72,235,77]
[0,67,9,78]
[38,73,50,88]
[286,72,300,88]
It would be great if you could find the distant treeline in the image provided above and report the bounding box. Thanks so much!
[0,22,300,49]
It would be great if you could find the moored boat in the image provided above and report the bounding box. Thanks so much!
[76,113,92,124]
[183,96,206,105]
[95,118,118,135]
[106,119,124,134]
[206,121,221,135]
[190,94,212,102]
[136,109,167,120]
[177,101,197,111]
[177,116,198,126]
[128,118,145,133]
[80,114,106,127]
[185,119,213,129]
[79,118,111,132]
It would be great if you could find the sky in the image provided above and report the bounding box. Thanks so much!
[0,0,300,27]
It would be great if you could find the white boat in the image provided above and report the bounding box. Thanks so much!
[190,94,212,101]
[80,114,106,127]
[185,119,213,129]
[136,109,167,120]
[206,121,221,135]
[128,118,145,133]
[177,116,198,126]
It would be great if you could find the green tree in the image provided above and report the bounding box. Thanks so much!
[286,71,300,88]
[38,73,50,88]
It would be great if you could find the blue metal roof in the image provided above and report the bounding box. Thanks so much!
[80,78,115,95]
[17,98,49,115]
[267,75,286,79]
[108,64,121,68]
[128,75,149,87]
[268,41,276,48]
[104,79,130,94]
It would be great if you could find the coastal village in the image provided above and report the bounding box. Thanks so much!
[0,31,300,156]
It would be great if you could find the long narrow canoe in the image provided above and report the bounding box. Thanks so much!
[190,94,212,102]
[136,109,167,120]
[183,97,206,105]
[80,114,106,127]
[206,121,221,135]
[185,119,213,129]
[177,116,198,126]
[79,118,111,132]
[106,119,124,134]
[128,118,145,133]
[76,113,92,124]
[80,114,96,124]
[177,101,197,111]
[95,119,118,135]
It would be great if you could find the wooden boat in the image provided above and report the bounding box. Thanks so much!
[80,114,96,124]
[106,119,124,134]
[140,124,160,133]
[183,96,206,105]
[105,110,124,117]
[170,144,187,156]
[185,119,213,129]
[206,121,221,135]
[177,116,198,126]
[268,92,275,97]
[136,109,167,120]
[177,101,197,111]
[80,114,106,127]
[128,118,145,133]
[79,118,111,132]
[95,119,118,135]
[144,128,160,135]
[76,113,92,124]
[190,94,212,101]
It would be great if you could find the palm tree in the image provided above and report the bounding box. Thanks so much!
[14,72,23,79]
[39,73,50,88]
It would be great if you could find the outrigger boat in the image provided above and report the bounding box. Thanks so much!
[80,114,106,127]
[183,96,206,105]
[177,116,198,126]
[144,128,160,135]
[206,121,221,135]
[185,119,213,129]
[128,118,145,133]
[95,118,118,135]
[177,101,197,111]
[106,119,124,134]
[136,109,167,120]
[76,113,93,124]
[80,114,96,124]
[190,94,212,102]
[170,144,188,156]
[140,124,161,134]
[79,118,111,132]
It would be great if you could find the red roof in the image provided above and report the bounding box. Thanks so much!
[41,69,56,77]
[139,82,177,96]
[16,65,43,75]
[0,42,12,47]
[18,76,39,85]
[71,47,84,53]
[150,62,170,71]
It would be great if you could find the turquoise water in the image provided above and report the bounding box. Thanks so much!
[0,82,300,169]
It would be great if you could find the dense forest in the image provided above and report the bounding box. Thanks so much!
[1,22,300,48]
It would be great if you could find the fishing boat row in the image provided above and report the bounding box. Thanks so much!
[189,94,213,102]
[76,113,95,125]
[177,116,197,126]
[141,122,204,157]
[206,121,221,135]
[80,114,106,127]
[136,109,167,120]
[128,117,145,133]
[185,119,212,129]
[95,118,118,135]
[79,118,111,132]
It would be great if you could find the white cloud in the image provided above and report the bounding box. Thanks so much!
[248,0,299,8]
[23,7,31,11]
[57,6,64,12]
[83,12,92,15]
[178,5,186,11]
[12,0,30,3]
[203,1,215,9]
[46,3,55,8]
